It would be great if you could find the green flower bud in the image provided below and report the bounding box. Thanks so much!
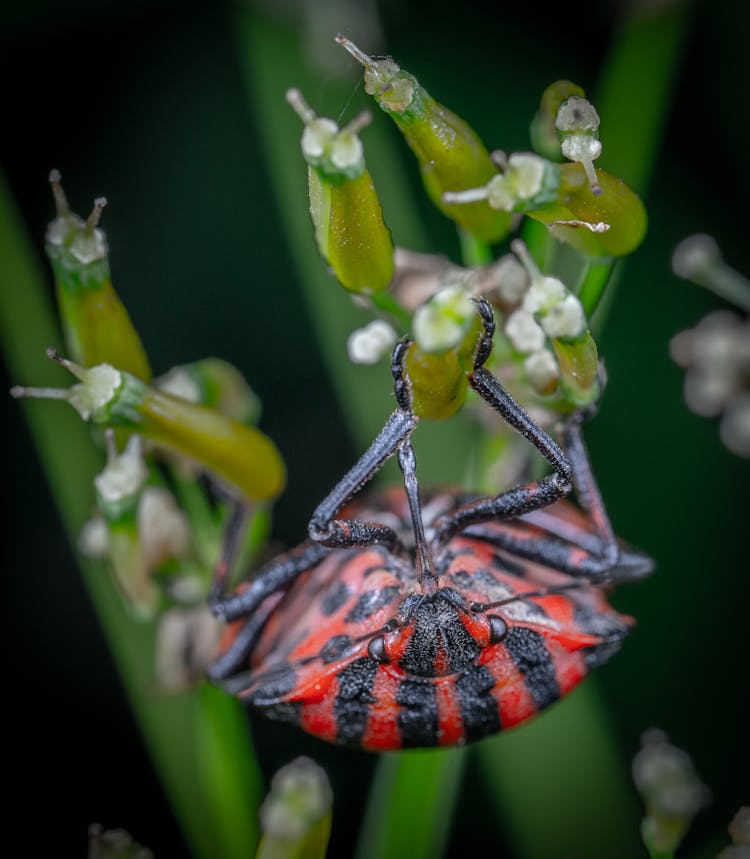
[511,240,599,405]
[337,35,511,243]
[46,171,152,380]
[530,80,586,161]
[156,357,261,425]
[11,350,286,502]
[287,88,394,295]
[633,729,709,858]
[443,152,560,214]
[406,300,482,421]
[257,757,332,859]
[92,431,158,619]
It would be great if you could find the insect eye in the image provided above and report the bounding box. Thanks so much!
[367,635,389,664]
[487,614,509,644]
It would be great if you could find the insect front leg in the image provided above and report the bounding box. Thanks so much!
[433,299,573,542]
[308,342,419,552]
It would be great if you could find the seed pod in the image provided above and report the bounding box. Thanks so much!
[11,351,286,502]
[337,35,510,244]
[442,156,646,259]
[156,357,261,425]
[287,88,394,296]
[46,171,152,380]
[407,291,482,420]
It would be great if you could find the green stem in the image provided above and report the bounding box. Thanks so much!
[354,750,466,859]
[457,227,493,267]
[577,258,617,316]
[0,168,263,859]
[370,290,412,327]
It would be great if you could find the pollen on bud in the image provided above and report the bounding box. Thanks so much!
[556,96,602,195]
[347,320,397,364]
[412,285,475,353]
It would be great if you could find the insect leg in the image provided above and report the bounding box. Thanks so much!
[433,299,573,542]
[210,539,329,621]
[308,347,419,552]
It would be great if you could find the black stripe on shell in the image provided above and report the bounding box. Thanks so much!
[396,679,439,747]
[334,657,379,745]
[455,663,501,743]
[345,585,401,623]
[503,626,561,711]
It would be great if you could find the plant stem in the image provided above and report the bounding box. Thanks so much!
[0,168,263,859]
[577,258,617,316]
[354,750,466,859]
[458,227,493,267]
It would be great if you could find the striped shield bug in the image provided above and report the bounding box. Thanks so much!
[209,299,652,750]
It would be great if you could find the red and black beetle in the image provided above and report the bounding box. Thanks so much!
[209,299,652,750]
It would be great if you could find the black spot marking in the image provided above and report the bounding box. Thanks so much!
[503,626,560,711]
[455,664,501,743]
[450,570,473,589]
[243,664,296,705]
[320,634,354,663]
[345,585,401,623]
[320,581,352,616]
[334,657,378,745]
[396,679,439,747]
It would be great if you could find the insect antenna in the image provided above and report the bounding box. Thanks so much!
[470,582,585,613]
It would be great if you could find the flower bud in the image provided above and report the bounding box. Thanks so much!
[155,606,222,692]
[406,298,482,420]
[156,358,261,425]
[633,729,709,857]
[93,432,157,619]
[287,88,394,295]
[530,80,586,161]
[511,240,598,404]
[524,349,559,395]
[337,35,510,243]
[347,320,397,364]
[442,152,560,214]
[257,757,333,859]
[11,350,285,501]
[556,96,602,195]
[46,171,151,380]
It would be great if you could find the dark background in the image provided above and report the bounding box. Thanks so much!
[2,0,748,856]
